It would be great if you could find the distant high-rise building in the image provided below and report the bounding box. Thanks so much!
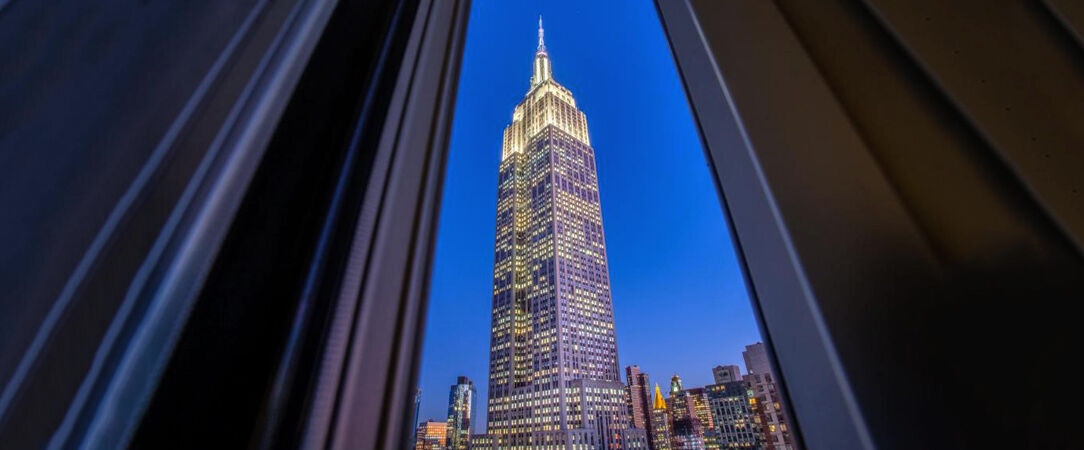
[627,366,652,430]
[483,17,645,449]
[649,384,673,450]
[414,420,447,450]
[742,343,771,376]
[668,375,705,450]
[411,388,423,448]
[712,365,742,384]
[445,376,475,450]
[744,373,793,450]
[706,381,762,448]
[670,374,684,396]
[742,343,793,449]
[687,388,715,433]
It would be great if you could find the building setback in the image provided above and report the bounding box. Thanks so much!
[482,17,645,449]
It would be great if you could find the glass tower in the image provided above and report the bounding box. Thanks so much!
[485,17,644,449]
[446,376,475,450]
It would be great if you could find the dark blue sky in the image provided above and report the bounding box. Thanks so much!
[417,0,761,431]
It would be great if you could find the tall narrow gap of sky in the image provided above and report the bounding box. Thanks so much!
[417,0,761,431]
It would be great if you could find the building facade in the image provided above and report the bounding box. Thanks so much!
[470,434,493,450]
[446,376,475,450]
[671,434,707,450]
[415,420,448,450]
[743,373,792,450]
[687,388,714,433]
[706,381,762,448]
[627,366,653,430]
[742,344,793,450]
[483,17,645,449]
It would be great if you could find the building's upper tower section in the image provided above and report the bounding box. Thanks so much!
[502,16,591,160]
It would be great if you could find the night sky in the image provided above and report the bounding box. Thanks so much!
[416,0,761,431]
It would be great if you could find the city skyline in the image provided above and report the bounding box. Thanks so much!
[419,0,760,433]
[415,341,784,449]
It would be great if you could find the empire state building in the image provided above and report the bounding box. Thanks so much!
[484,18,646,449]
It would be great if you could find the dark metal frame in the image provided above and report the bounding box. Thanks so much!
[303,0,470,447]
[655,2,878,447]
[1,0,346,445]
[656,0,1084,448]
[0,0,468,447]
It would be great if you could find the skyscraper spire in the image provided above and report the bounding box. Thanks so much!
[654,384,667,410]
[538,15,545,51]
[530,14,552,87]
